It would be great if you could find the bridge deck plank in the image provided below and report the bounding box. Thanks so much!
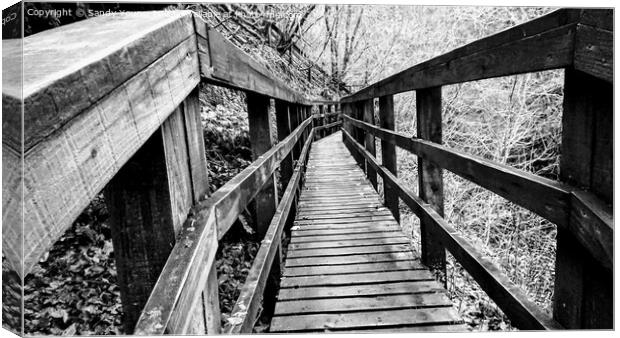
[271,132,465,333]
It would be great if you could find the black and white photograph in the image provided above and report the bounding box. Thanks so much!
[1,0,615,335]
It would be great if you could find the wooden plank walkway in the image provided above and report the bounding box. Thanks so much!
[270,132,466,333]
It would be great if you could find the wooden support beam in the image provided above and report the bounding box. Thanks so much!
[104,128,177,332]
[276,100,293,187]
[416,87,446,275]
[183,88,210,202]
[182,90,220,334]
[288,104,300,161]
[362,99,378,189]
[107,97,211,333]
[247,92,278,237]
[318,105,325,140]
[554,68,612,329]
[379,95,399,223]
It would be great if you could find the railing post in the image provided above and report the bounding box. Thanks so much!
[183,90,221,334]
[289,104,301,160]
[326,104,332,135]
[319,105,325,139]
[554,68,612,329]
[349,101,366,169]
[104,88,211,332]
[379,95,400,223]
[276,100,294,187]
[362,99,378,189]
[247,92,278,237]
[104,129,177,333]
[416,86,446,277]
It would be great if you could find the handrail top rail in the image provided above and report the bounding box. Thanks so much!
[4,10,340,153]
[3,11,196,151]
[341,8,611,103]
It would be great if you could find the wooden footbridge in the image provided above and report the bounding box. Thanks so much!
[2,8,612,335]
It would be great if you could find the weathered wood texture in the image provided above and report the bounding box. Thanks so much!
[9,13,200,276]
[341,9,581,102]
[225,129,314,333]
[416,87,446,273]
[343,115,611,269]
[2,11,195,151]
[195,15,310,105]
[271,133,464,333]
[379,95,400,223]
[6,9,333,278]
[342,130,562,330]
[104,128,178,332]
[183,88,210,203]
[135,117,312,335]
[553,68,613,329]
[2,26,24,330]
[573,10,613,82]
[105,98,211,332]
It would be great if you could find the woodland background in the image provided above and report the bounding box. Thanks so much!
[4,2,562,335]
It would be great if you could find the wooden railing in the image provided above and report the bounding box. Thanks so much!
[340,8,612,330]
[2,7,611,335]
[3,9,340,335]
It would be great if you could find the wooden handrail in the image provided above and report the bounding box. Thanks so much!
[341,9,612,103]
[343,114,612,269]
[193,15,339,106]
[134,117,312,334]
[342,129,563,330]
[225,128,314,333]
[314,120,342,131]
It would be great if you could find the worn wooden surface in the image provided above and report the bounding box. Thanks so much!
[270,133,463,333]
[17,31,200,277]
[573,11,613,83]
[343,129,563,330]
[104,129,177,332]
[2,11,195,151]
[225,129,314,334]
